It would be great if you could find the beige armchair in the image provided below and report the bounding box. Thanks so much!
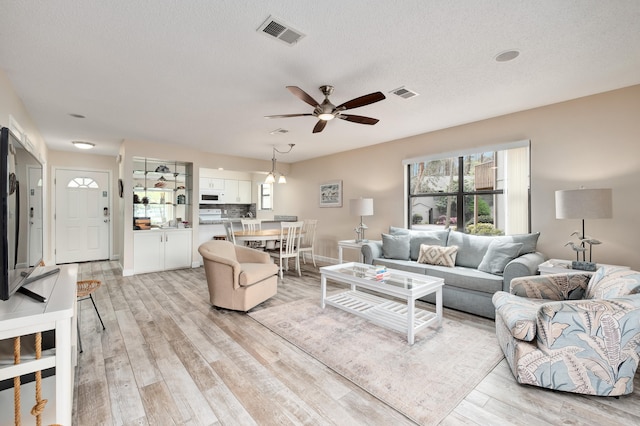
[198,240,279,311]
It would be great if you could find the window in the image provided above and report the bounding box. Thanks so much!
[67,177,99,188]
[405,141,530,235]
[259,183,272,210]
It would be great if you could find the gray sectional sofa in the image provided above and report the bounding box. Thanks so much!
[361,227,545,318]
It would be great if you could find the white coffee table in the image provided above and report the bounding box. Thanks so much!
[320,262,444,345]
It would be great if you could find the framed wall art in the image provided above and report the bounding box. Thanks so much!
[319,180,342,208]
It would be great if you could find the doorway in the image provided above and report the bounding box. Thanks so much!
[55,169,111,264]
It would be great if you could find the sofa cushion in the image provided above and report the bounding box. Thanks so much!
[448,231,540,268]
[371,257,504,294]
[389,227,450,260]
[586,267,640,299]
[381,233,411,260]
[431,266,504,294]
[478,240,523,275]
[492,291,544,341]
[417,244,458,267]
[499,232,540,256]
[389,226,410,235]
[447,231,493,268]
[410,231,449,260]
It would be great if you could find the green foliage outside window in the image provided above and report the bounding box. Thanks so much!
[466,223,503,235]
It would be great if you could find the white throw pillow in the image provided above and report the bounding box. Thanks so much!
[417,244,458,268]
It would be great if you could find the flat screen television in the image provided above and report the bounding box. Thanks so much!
[1,126,45,301]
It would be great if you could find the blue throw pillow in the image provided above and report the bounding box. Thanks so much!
[381,233,411,260]
[478,240,523,275]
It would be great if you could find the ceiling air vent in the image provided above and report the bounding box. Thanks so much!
[257,15,305,46]
[269,128,289,135]
[390,86,420,99]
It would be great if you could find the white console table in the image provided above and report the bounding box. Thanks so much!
[0,264,78,426]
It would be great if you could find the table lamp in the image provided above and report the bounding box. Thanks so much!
[350,198,374,243]
[555,187,612,269]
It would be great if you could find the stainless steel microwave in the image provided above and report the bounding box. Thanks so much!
[199,190,225,204]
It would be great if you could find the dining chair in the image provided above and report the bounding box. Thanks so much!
[298,219,318,267]
[268,221,303,279]
[241,219,262,232]
[241,219,263,248]
[223,220,236,244]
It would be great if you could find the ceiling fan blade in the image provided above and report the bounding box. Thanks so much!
[312,120,328,133]
[336,92,386,110]
[286,86,320,108]
[265,113,314,119]
[338,114,380,125]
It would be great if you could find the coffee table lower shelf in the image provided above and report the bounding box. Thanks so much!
[325,290,438,337]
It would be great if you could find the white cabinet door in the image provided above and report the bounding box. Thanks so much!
[238,180,252,203]
[224,179,239,203]
[133,232,164,274]
[134,229,192,273]
[164,230,192,270]
[199,178,209,190]
[199,178,224,190]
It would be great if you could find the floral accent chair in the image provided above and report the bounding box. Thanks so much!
[492,266,640,396]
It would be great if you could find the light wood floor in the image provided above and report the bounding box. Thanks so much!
[73,261,640,425]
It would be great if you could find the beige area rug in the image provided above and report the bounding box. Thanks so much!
[249,298,504,425]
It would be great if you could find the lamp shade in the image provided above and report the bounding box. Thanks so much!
[350,198,374,216]
[555,188,612,219]
[264,173,275,184]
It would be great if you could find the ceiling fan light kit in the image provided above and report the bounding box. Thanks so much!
[265,85,386,133]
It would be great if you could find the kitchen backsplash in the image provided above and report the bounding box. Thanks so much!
[199,203,256,219]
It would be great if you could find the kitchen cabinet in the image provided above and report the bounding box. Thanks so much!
[133,158,192,228]
[133,229,192,274]
[223,179,252,203]
[223,179,239,203]
[200,177,225,191]
[238,180,252,203]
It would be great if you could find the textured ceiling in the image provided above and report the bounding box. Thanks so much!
[1,1,639,163]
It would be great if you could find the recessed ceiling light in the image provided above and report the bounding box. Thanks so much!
[494,50,520,62]
[69,113,86,118]
[72,141,95,150]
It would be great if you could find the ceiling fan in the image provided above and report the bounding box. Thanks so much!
[265,85,386,133]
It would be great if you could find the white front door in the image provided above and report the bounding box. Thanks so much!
[28,166,44,266]
[55,169,110,264]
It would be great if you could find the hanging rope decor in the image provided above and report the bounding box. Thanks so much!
[11,333,52,426]
[13,336,21,426]
[30,332,48,426]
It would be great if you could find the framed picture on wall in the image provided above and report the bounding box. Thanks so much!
[319,180,342,208]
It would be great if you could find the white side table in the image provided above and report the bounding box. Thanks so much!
[538,259,629,275]
[338,240,365,264]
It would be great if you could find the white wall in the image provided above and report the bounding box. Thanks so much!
[0,70,52,262]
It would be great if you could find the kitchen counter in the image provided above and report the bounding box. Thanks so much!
[198,219,295,225]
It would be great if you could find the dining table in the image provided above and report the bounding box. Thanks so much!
[233,228,304,245]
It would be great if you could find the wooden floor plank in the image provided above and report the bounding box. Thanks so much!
[72,261,640,425]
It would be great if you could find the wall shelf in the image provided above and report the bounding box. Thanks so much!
[132,157,193,228]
